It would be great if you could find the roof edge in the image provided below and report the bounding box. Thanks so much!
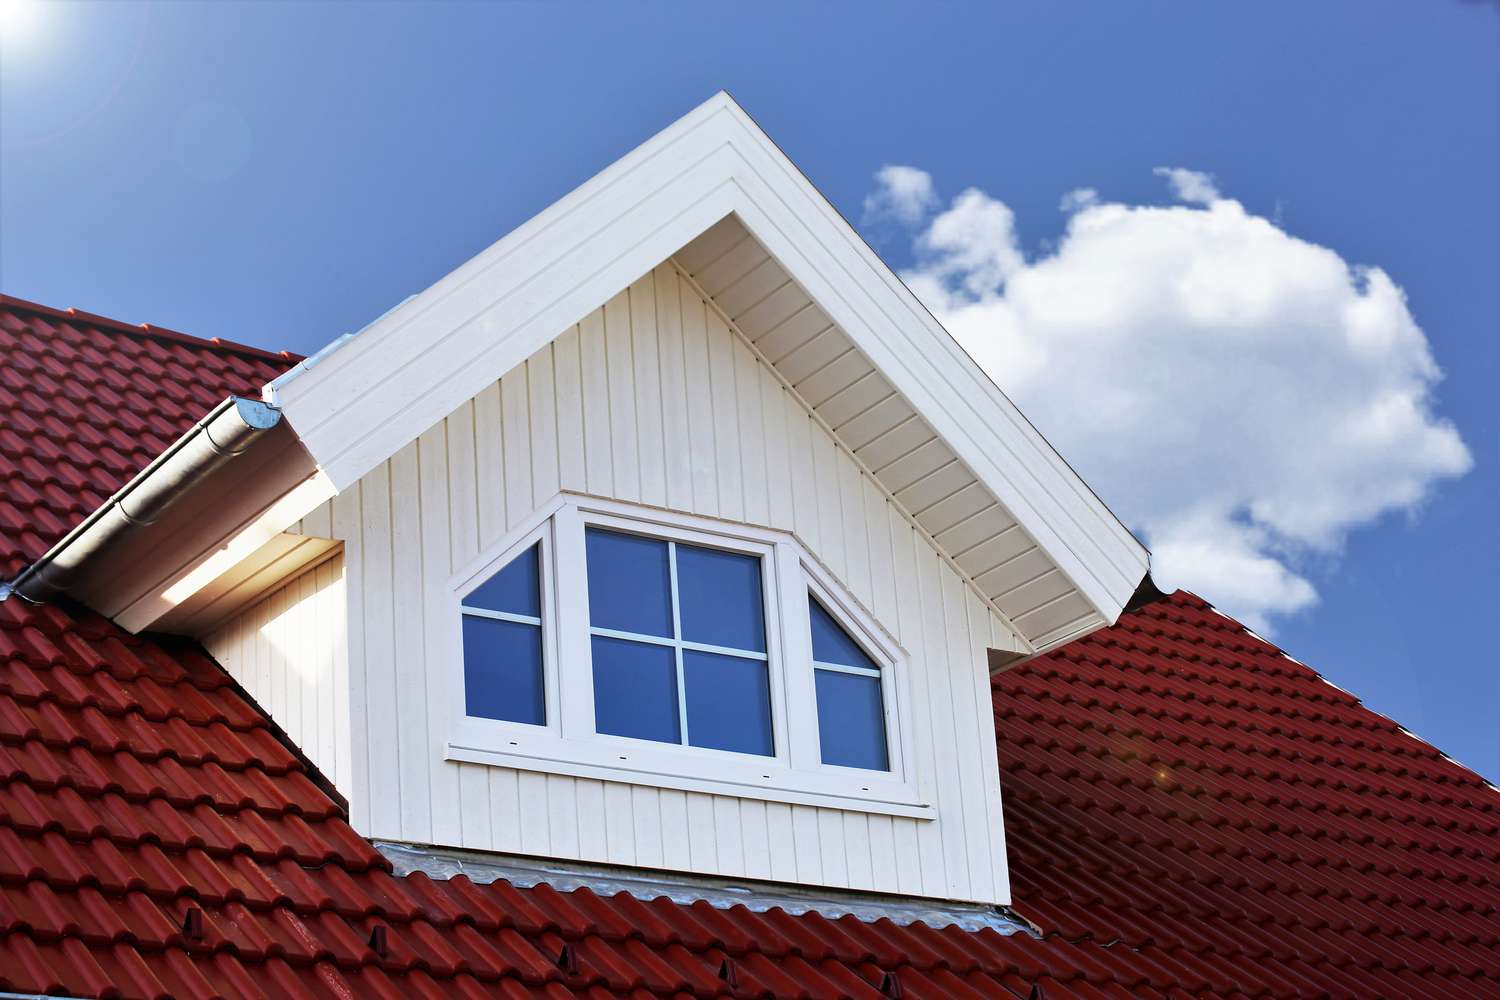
[4,396,283,603]
[0,293,301,365]
[263,90,1146,632]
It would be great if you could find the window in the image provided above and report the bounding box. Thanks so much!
[459,542,546,726]
[586,528,773,756]
[448,496,923,817]
[809,596,889,771]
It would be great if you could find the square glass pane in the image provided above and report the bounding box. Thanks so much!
[683,650,773,756]
[464,543,540,617]
[462,616,545,725]
[677,544,765,652]
[585,528,672,637]
[809,596,877,670]
[815,668,889,770]
[591,635,679,744]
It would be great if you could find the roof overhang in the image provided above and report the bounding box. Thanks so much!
[22,92,1147,649]
[7,395,337,635]
[263,91,1147,649]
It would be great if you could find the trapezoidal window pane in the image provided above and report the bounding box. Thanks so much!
[462,616,545,726]
[814,668,889,771]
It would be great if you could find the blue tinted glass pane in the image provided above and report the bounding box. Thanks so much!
[683,650,773,756]
[591,636,679,744]
[809,597,877,670]
[815,669,888,770]
[464,543,541,617]
[586,529,672,637]
[462,616,545,725]
[677,544,765,652]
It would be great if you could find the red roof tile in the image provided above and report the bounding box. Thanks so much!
[0,296,1497,998]
[0,296,298,578]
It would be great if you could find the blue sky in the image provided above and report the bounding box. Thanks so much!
[2,2,1496,780]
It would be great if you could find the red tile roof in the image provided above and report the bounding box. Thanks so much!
[1,296,1498,999]
[0,296,298,578]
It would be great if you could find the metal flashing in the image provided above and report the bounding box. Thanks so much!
[262,293,416,405]
[376,841,1034,934]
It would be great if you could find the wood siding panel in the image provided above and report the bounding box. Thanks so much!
[205,553,349,813]
[230,262,1014,904]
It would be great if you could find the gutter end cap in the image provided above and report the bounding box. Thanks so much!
[232,396,282,431]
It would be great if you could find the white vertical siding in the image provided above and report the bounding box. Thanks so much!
[205,552,350,795]
[215,262,1016,904]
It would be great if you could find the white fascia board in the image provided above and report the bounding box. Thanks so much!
[715,110,1147,618]
[266,91,1148,625]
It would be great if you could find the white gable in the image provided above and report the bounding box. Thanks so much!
[37,92,1156,909]
[262,92,1147,654]
[209,267,1023,904]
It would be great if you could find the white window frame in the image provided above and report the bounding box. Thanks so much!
[803,565,910,780]
[448,505,564,751]
[574,510,784,760]
[446,494,928,818]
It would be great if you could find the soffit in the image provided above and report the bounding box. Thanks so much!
[262,93,1148,651]
[677,217,1098,649]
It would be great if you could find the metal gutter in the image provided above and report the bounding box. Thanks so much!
[2,396,282,603]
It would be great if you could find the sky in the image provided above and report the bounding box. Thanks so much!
[2,2,1497,780]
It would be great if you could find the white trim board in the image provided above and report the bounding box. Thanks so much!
[257,92,1146,649]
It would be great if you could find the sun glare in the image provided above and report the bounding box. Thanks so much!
[0,0,42,44]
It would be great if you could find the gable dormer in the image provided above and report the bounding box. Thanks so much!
[22,93,1148,906]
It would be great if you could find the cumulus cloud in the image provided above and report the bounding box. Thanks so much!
[1153,166,1221,206]
[1059,187,1099,213]
[871,166,1471,633]
[863,165,939,226]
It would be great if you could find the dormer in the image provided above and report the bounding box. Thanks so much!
[18,93,1148,906]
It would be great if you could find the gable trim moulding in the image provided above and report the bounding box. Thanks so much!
[264,91,1148,646]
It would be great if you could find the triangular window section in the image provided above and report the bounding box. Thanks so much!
[460,542,546,726]
[809,596,890,771]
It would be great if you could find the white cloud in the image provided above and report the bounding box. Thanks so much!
[910,188,1026,300]
[1059,187,1099,213]
[871,166,1471,633]
[863,165,939,226]
[1153,166,1221,205]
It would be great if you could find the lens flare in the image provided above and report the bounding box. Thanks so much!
[0,0,42,43]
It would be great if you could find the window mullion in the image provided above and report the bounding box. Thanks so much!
[776,547,820,773]
[461,606,543,627]
[668,540,689,746]
[554,505,594,741]
[590,625,677,648]
[814,659,882,678]
[680,638,768,660]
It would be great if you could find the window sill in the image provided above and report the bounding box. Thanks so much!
[444,739,934,820]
